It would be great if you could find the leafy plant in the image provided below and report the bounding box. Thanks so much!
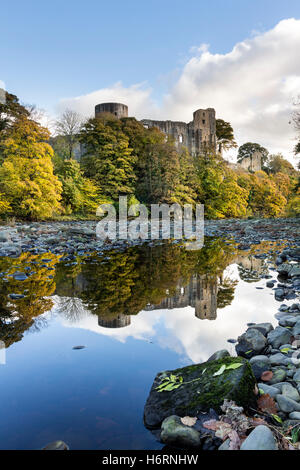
[156,362,243,392]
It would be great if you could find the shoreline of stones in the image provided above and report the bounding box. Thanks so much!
[0,217,298,258]
[158,244,300,451]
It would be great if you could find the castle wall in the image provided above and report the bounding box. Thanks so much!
[238,151,262,172]
[141,108,216,155]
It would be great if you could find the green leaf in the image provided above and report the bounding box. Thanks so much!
[245,350,253,354]
[213,365,226,376]
[259,388,265,395]
[281,348,291,354]
[291,427,300,443]
[271,414,282,424]
[202,368,207,375]
[226,363,243,370]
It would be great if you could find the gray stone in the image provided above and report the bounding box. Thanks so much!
[207,349,230,362]
[250,359,271,381]
[257,383,280,398]
[292,319,300,336]
[218,439,230,450]
[0,230,11,242]
[248,323,274,336]
[266,281,275,288]
[160,416,201,448]
[277,263,293,277]
[240,425,278,450]
[268,369,287,385]
[42,440,69,450]
[289,412,300,420]
[282,383,300,402]
[269,353,288,366]
[249,355,270,365]
[275,288,285,300]
[279,316,298,327]
[267,326,292,349]
[293,369,300,383]
[235,328,267,358]
[276,395,300,413]
[290,265,300,278]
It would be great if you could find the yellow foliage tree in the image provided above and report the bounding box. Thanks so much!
[0,117,62,219]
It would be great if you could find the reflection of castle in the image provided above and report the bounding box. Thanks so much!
[98,314,131,329]
[145,274,218,320]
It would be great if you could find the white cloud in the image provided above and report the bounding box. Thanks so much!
[57,81,158,120]
[57,19,300,163]
[0,80,5,90]
[163,18,300,162]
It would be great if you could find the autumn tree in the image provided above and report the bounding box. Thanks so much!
[267,154,297,176]
[194,153,249,218]
[0,116,62,219]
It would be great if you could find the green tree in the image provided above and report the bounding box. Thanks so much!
[0,91,30,135]
[56,159,101,214]
[216,119,237,153]
[237,142,269,164]
[79,117,136,200]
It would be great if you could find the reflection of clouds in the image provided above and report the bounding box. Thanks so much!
[51,264,296,364]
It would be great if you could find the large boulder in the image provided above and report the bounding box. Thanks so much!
[235,328,267,358]
[144,357,256,429]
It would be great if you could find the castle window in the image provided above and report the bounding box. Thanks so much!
[202,120,205,124]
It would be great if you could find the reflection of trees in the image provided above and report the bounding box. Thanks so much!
[217,277,238,309]
[0,253,59,346]
[55,296,89,323]
[0,236,259,343]
[55,238,238,324]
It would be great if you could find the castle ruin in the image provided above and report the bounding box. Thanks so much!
[94,102,262,170]
[95,102,216,155]
[141,108,217,155]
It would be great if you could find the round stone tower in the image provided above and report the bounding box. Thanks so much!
[95,102,128,119]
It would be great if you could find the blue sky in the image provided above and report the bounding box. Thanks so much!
[1,0,300,160]
[1,0,299,110]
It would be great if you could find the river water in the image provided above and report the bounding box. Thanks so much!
[0,238,292,449]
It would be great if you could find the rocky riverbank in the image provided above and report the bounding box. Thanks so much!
[143,244,300,450]
[0,217,299,258]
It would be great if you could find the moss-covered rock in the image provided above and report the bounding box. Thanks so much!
[144,357,257,429]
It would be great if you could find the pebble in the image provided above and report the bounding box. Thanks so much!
[240,425,278,450]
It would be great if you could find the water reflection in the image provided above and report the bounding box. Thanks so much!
[0,238,281,344]
[0,238,290,450]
